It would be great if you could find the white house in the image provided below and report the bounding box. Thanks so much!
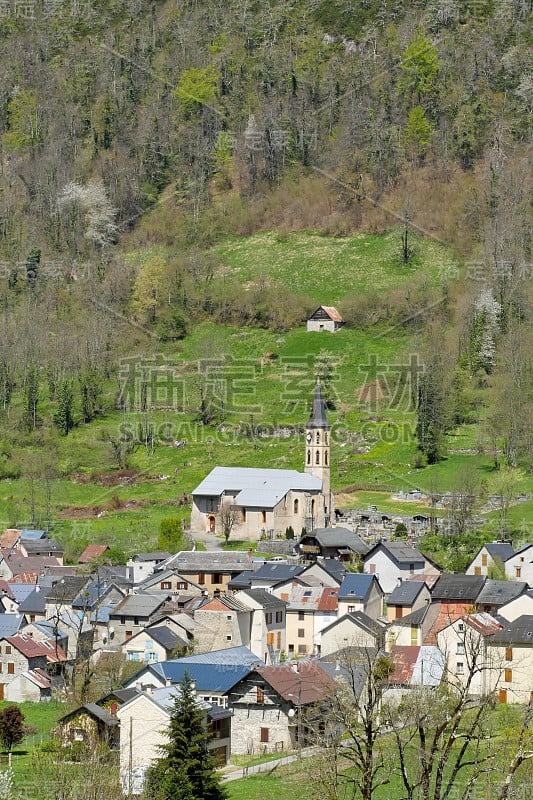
[466,542,515,577]
[504,545,533,585]
[363,541,440,595]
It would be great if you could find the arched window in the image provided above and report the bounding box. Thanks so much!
[325,432,328,445]
[293,498,299,514]
[307,449,311,465]
[315,450,320,464]
[325,451,328,466]
[311,499,316,516]
[316,431,320,444]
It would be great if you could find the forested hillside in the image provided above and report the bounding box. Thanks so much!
[0,0,533,551]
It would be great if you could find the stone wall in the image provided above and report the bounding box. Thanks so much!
[231,704,295,754]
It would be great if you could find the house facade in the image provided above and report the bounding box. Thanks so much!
[306,306,343,333]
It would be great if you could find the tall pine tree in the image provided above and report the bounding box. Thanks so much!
[144,674,227,800]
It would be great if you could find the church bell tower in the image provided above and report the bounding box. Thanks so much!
[305,380,332,523]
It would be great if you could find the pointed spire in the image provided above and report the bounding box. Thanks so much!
[306,379,330,429]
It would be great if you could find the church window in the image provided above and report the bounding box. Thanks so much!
[325,432,328,445]
[293,498,299,514]
[316,431,320,444]
[325,451,328,466]
[315,450,320,464]
[311,499,316,516]
[307,450,311,465]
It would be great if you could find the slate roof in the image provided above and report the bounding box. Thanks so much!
[21,539,64,555]
[431,574,486,602]
[166,551,254,573]
[111,593,169,618]
[300,528,369,555]
[321,610,385,639]
[7,583,35,604]
[144,625,188,652]
[250,563,305,584]
[387,580,426,607]
[257,661,336,705]
[381,541,427,564]
[237,588,286,609]
[192,466,322,507]
[306,380,330,430]
[489,615,533,644]
[0,614,25,637]
[46,576,91,603]
[18,586,51,614]
[476,580,527,607]
[338,573,381,602]
[309,559,347,584]
[227,570,255,590]
[484,542,515,562]
[132,552,171,562]
[58,703,119,727]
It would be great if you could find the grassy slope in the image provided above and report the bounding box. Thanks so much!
[2,229,532,557]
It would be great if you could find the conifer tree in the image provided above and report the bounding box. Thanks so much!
[144,674,228,800]
[53,378,74,435]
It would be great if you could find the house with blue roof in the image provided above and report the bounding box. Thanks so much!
[338,573,384,620]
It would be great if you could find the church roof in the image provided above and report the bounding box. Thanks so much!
[306,381,330,430]
[192,466,322,507]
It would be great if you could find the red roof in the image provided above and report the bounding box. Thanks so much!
[388,645,419,684]
[317,587,339,612]
[0,530,21,548]
[0,580,15,600]
[10,573,39,584]
[24,668,52,689]
[78,544,109,564]
[320,306,343,322]
[258,661,336,705]
[5,634,66,662]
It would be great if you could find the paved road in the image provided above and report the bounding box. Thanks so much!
[189,529,224,550]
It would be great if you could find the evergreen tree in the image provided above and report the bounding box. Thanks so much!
[79,368,103,423]
[0,360,13,422]
[144,674,228,800]
[22,364,39,432]
[53,378,74,435]
[416,363,449,465]
[25,247,41,289]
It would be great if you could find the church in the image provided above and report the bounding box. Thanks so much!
[190,382,334,541]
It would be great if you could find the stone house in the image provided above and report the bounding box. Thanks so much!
[306,305,343,333]
[0,633,66,700]
[161,551,254,597]
[6,668,52,702]
[190,595,252,653]
[56,703,119,749]
[109,593,171,647]
[228,661,336,755]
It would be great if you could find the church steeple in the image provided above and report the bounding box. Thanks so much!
[305,380,332,522]
[306,379,330,430]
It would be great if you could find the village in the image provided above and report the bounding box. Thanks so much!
[0,381,532,795]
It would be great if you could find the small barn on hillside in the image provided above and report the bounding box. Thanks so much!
[307,306,343,333]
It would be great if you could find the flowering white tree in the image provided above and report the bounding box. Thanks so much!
[0,769,14,800]
[469,288,501,373]
[58,180,118,251]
